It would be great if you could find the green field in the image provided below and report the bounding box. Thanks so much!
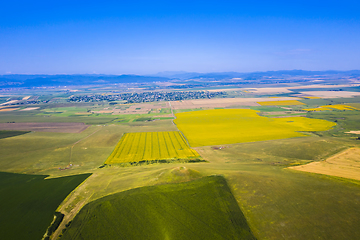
[174,109,336,147]
[0,172,90,240]
[0,130,30,139]
[307,110,360,138]
[0,103,174,125]
[60,176,256,240]
[105,131,199,164]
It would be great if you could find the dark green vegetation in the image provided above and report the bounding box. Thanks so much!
[60,176,256,240]
[0,130,30,139]
[0,172,91,240]
[45,212,64,239]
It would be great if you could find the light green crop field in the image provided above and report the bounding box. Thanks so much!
[105,131,199,164]
[174,109,336,147]
[60,176,256,240]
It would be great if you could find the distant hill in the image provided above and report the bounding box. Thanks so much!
[153,70,360,80]
[1,70,359,88]
[0,74,170,88]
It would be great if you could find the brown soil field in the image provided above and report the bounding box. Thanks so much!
[20,107,40,111]
[289,84,360,90]
[170,97,301,109]
[0,108,19,112]
[244,87,292,94]
[0,100,20,106]
[207,88,243,92]
[298,91,360,98]
[92,110,113,114]
[0,122,90,133]
[346,131,360,134]
[289,148,360,181]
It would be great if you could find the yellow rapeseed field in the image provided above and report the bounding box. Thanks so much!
[304,104,359,112]
[257,100,305,106]
[105,131,199,164]
[174,109,336,147]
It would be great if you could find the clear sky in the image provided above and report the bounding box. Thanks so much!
[1,0,359,74]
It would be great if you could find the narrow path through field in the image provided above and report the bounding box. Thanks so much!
[69,126,103,164]
[169,101,177,126]
[169,101,175,117]
[52,174,97,240]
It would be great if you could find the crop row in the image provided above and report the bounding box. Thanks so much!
[105,131,199,164]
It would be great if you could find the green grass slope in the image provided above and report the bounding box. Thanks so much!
[0,172,91,240]
[60,175,256,240]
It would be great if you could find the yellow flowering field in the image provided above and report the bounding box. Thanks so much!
[105,131,199,164]
[304,104,359,111]
[174,109,336,147]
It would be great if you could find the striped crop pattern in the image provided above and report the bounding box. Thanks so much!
[105,131,199,164]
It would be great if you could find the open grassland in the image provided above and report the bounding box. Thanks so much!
[105,131,199,164]
[257,100,305,106]
[60,176,256,240]
[174,109,336,147]
[191,138,360,240]
[0,172,90,240]
[303,104,360,112]
[289,148,360,180]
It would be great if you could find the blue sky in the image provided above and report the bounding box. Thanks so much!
[1,0,359,74]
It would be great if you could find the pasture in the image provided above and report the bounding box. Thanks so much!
[105,131,199,164]
[174,109,336,147]
[60,176,256,240]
